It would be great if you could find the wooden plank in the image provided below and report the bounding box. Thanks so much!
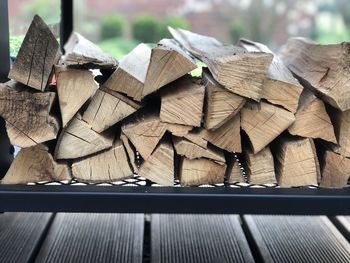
[202,68,246,130]
[151,214,254,263]
[160,76,205,127]
[320,151,350,188]
[9,15,60,91]
[280,37,350,111]
[0,81,59,148]
[55,66,98,127]
[1,144,70,184]
[238,38,303,113]
[169,27,273,101]
[63,32,117,68]
[241,101,295,154]
[226,154,245,183]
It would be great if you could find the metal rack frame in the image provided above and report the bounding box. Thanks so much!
[0,0,349,215]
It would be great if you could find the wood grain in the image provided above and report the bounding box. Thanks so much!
[226,154,245,183]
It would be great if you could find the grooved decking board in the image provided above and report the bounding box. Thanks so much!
[334,216,350,241]
[0,212,53,263]
[35,213,144,263]
[244,215,350,263]
[151,214,254,263]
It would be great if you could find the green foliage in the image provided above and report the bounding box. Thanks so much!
[132,14,160,43]
[229,19,245,43]
[98,37,139,60]
[10,36,24,57]
[23,0,60,25]
[101,15,125,40]
[158,16,190,39]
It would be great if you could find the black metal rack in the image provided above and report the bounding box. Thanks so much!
[0,0,349,215]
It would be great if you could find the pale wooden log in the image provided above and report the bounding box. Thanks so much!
[243,147,276,184]
[120,132,138,173]
[82,88,141,133]
[288,88,336,143]
[166,123,193,137]
[1,144,70,184]
[202,68,246,130]
[169,27,273,101]
[226,154,245,183]
[173,137,225,163]
[55,67,98,127]
[103,43,151,101]
[8,15,60,91]
[241,101,295,154]
[203,113,241,152]
[160,76,205,127]
[63,32,117,68]
[274,137,320,187]
[55,115,113,159]
[0,81,59,147]
[238,38,303,113]
[183,131,208,149]
[138,141,174,186]
[72,139,133,183]
[280,37,350,111]
[320,151,350,188]
[142,39,196,98]
[122,115,167,160]
[179,158,226,186]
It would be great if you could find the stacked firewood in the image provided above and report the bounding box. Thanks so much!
[1,15,349,188]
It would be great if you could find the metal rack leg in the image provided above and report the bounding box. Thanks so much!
[60,0,73,53]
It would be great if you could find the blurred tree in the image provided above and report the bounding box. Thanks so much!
[229,19,245,43]
[101,15,125,40]
[23,0,59,25]
[132,14,160,43]
[158,16,190,39]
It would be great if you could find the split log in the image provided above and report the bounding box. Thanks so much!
[226,154,245,183]
[288,88,336,143]
[1,144,70,184]
[238,38,303,113]
[241,101,295,154]
[142,39,196,98]
[274,137,320,187]
[320,151,350,188]
[103,43,151,101]
[82,88,141,133]
[243,147,276,184]
[169,27,273,101]
[138,141,174,186]
[280,38,350,111]
[202,68,246,130]
[160,76,205,127]
[72,139,133,183]
[179,158,226,186]
[8,15,60,91]
[166,123,193,137]
[63,32,117,68]
[0,81,59,147]
[55,67,98,127]
[182,131,208,149]
[120,132,138,173]
[173,137,225,163]
[55,115,113,159]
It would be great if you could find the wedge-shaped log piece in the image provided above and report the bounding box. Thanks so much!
[243,147,276,184]
[288,89,336,143]
[274,137,320,187]
[173,137,225,163]
[63,32,117,68]
[55,115,113,159]
[56,67,98,127]
[120,132,138,173]
[0,81,59,147]
[103,43,151,101]
[166,123,193,137]
[169,27,273,101]
[143,39,196,98]
[72,139,133,183]
[238,39,303,113]
[1,144,70,184]
[179,158,226,186]
[241,101,295,154]
[280,38,350,111]
[320,151,350,188]
[83,88,141,133]
[202,68,246,130]
[138,141,174,186]
[122,115,167,160]
[8,15,59,91]
[160,76,205,127]
[226,154,245,183]
[203,113,241,152]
